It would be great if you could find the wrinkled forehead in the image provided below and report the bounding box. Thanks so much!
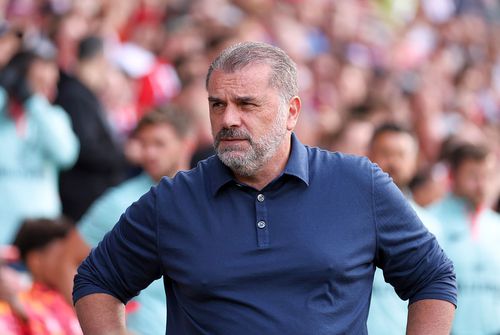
[207,63,274,93]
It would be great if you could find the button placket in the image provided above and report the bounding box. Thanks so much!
[255,193,269,248]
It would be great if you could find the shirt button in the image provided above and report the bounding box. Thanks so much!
[257,194,265,202]
[257,220,266,229]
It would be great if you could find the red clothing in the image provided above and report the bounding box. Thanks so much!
[0,283,82,335]
[0,301,26,335]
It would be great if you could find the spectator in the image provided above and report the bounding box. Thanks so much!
[0,48,79,245]
[55,35,129,222]
[429,143,500,334]
[66,105,194,335]
[367,123,442,335]
[1,1,500,333]
[0,218,82,335]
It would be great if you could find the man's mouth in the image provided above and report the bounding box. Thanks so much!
[221,138,247,142]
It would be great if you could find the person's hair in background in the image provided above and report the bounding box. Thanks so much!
[371,123,416,146]
[6,217,82,334]
[12,216,77,304]
[13,217,72,264]
[74,35,107,94]
[0,34,59,102]
[447,143,495,209]
[77,35,103,62]
[206,41,298,104]
[409,166,448,207]
[369,122,419,190]
[448,143,489,173]
[133,104,192,140]
[126,104,194,182]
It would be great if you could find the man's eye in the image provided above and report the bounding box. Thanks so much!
[211,102,224,108]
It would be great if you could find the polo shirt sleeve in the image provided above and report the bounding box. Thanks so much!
[73,186,162,305]
[371,163,457,306]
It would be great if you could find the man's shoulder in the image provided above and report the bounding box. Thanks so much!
[157,155,219,191]
[306,146,373,177]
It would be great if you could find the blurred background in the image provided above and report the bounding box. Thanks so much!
[0,0,499,334]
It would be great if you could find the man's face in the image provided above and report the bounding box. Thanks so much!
[369,131,418,189]
[136,123,185,181]
[207,63,290,177]
[452,157,494,208]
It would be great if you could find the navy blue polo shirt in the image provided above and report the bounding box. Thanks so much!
[73,133,456,335]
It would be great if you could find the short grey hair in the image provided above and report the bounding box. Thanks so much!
[206,41,298,102]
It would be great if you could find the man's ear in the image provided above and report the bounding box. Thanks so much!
[286,96,301,131]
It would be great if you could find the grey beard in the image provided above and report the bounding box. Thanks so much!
[214,104,289,177]
[214,128,265,177]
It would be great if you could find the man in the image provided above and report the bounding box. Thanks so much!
[73,42,456,334]
[0,49,79,245]
[429,143,500,334]
[67,106,193,335]
[55,35,129,222]
[367,123,442,335]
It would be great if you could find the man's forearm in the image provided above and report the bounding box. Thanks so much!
[406,299,455,335]
[75,293,127,335]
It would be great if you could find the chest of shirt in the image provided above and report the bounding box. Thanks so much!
[156,179,376,298]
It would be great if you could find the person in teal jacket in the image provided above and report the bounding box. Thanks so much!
[0,50,79,245]
[68,105,193,335]
[367,123,442,335]
[430,143,500,335]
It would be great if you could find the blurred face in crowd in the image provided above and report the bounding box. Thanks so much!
[27,239,66,288]
[208,63,298,177]
[334,119,373,157]
[369,131,418,189]
[452,156,495,208]
[136,123,186,181]
[27,58,59,102]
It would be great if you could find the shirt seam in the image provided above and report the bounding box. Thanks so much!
[371,164,380,266]
[154,186,165,276]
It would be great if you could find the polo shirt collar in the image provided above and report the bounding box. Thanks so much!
[209,132,309,195]
[283,132,309,186]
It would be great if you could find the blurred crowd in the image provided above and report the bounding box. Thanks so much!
[0,0,499,334]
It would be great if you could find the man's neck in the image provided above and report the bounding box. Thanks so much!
[233,135,292,191]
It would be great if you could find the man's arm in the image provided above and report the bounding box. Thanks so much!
[73,186,162,331]
[406,299,455,335]
[75,293,127,335]
[370,162,457,330]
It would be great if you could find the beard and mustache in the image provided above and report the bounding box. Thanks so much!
[214,107,288,177]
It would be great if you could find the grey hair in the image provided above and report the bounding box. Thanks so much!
[206,41,298,102]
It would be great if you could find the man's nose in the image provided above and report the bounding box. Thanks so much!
[221,104,242,128]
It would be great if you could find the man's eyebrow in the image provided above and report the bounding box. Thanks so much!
[235,96,259,104]
[208,96,223,103]
[208,96,260,104]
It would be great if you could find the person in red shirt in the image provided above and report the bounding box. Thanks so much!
[0,218,82,335]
